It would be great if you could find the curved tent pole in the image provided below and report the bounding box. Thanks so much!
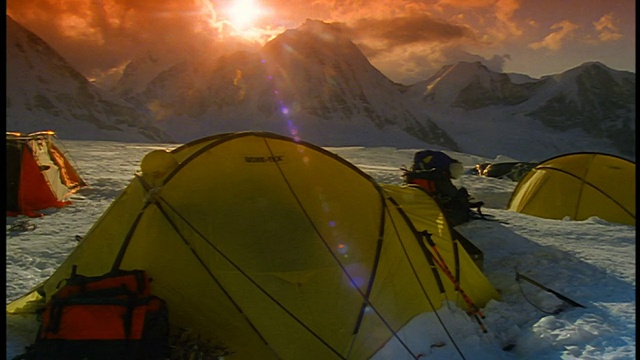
[386,197,446,295]
[386,196,469,359]
[532,165,635,221]
[133,174,276,350]
[110,184,155,273]
[132,169,408,359]
[350,229,384,336]
[124,132,464,359]
[262,138,423,359]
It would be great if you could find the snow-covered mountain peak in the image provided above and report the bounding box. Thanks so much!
[6,15,635,160]
[262,19,364,65]
[420,61,520,108]
[535,59,635,103]
[6,15,175,143]
[298,18,347,36]
[423,62,487,98]
[284,19,350,45]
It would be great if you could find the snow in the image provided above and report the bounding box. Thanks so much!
[6,139,636,360]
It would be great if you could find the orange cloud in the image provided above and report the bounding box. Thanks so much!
[9,0,632,85]
[6,0,265,80]
[494,0,522,37]
[593,13,623,41]
[435,0,496,9]
[428,0,523,45]
[0,0,543,85]
[529,20,579,50]
[349,14,476,55]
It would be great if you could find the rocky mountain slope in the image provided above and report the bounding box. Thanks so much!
[525,62,636,156]
[7,16,635,161]
[406,61,635,160]
[128,20,457,149]
[6,15,175,143]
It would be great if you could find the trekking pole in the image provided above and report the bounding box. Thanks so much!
[421,232,486,320]
[429,253,486,317]
[515,271,586,308]
[428,251,488,333]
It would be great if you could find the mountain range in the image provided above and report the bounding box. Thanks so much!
[6,16,635,161]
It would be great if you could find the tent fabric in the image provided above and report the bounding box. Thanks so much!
[7,131,500,359]
[381,184,500,307]
[507,152,635,225]
[6,131,87,217]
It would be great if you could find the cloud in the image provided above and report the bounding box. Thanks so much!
[593,13,623,41]
[8,0,293,84]
[493,0,523,37]
[348,14,476,56]
[434,0,497,10]
[7,0,228,75]
[528,20,579,50]
[432,0,523,41]
[11,0,482,85]
[13,0,622,86]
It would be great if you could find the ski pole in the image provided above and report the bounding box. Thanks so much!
[515,271,586,308]
[421,231,485,319]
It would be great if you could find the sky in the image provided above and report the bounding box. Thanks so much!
[6,138,636,359]
[6,0,636,85]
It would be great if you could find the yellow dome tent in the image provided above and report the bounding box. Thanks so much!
[507,152,635,226]
[8,132,500,359]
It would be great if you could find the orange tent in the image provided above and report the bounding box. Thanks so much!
[6,131,87,217]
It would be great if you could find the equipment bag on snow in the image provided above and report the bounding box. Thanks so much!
[22,267,170,360]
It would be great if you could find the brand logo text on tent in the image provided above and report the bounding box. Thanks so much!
[245,155,284,163]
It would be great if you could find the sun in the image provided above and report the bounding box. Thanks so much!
[224,0,265,30]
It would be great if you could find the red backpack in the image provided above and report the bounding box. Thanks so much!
[20,267,169,360]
